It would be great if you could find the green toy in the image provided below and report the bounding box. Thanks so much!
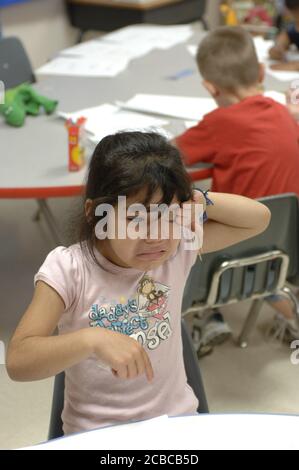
[0,83,58,127]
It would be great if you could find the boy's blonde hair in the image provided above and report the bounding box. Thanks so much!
[196,26,260,92]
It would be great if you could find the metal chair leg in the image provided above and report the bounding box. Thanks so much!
[280,285,299,330]
[238,298,264,348]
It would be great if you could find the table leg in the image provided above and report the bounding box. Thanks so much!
[35,199,63,246]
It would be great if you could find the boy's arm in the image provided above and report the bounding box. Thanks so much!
[269,31,290,60]
[174,118,216,166]
[198,192,271,255]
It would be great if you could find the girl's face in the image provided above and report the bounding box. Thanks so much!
[92,189,183,271]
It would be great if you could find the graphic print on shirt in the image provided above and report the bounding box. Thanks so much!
[88,274,172,350]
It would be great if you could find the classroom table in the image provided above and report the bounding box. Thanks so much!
[0,25,290,243]
[23,413,299,450]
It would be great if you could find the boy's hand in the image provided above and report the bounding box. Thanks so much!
[269,45,286,61]
[89,327,154,382]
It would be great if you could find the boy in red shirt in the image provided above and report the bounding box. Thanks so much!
[175,26,299,353]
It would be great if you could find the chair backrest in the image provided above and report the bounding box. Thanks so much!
[48,319,209,440]
[0,37,35,89]
[182,193,299,312]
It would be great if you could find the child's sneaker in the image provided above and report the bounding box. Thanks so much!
[266,314,299,343]
[191,310,232,356]
[191,324,214,358]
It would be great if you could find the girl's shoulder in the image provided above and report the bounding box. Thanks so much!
[34,244,85,311]
[40,243,83,270]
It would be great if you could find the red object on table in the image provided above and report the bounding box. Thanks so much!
[65,117,87,172]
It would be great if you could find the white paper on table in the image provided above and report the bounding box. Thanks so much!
[59,38,153,62]
[187,45,197,57]
[59,104,169,141]
[265,67,299,82]
[264,90,286,105]
[117,94,217,121]
[184,120,198,129]
[36,54,129,78]
[103,24,193,50]
[253,36,274,62]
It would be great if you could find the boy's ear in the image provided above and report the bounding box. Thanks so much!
[202,80,220,97]
[258,63,265,83]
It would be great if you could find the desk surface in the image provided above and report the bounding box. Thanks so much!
[0,26,288,199]
[24,414,299,450]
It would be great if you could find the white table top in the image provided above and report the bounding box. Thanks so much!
[23,413,299,450]
[0,27,287,199]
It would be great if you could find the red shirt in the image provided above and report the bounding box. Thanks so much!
[176,95,299,198]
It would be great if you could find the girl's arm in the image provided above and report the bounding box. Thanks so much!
[7,281,153,382]
[197,192,271,255]
[6,281,93,381]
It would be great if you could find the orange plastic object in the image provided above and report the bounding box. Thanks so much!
[65,117,87,172]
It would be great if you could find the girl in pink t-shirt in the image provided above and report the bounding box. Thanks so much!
[7,132,270,434]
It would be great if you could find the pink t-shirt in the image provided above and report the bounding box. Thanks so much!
[34,241,199,435]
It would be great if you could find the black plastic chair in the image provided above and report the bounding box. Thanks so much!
[182,193,299,348]
[0,36,35,89]
[48,319,209,440]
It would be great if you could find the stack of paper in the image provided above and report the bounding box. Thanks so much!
[117,91,287,128]
[36,53,129,78]
[37,24,193,78]
[104,24,193,51]
[117,94,217,121]
[59,104,170,142]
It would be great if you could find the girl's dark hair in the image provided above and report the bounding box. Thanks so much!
[78,131,193,262]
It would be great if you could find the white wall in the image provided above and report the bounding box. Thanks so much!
[0,0,221,69]
[0,0,77,68]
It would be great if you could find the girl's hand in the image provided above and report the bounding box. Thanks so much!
[89,327,154,382]
[178,190,206,231]
[175,190,206,252]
